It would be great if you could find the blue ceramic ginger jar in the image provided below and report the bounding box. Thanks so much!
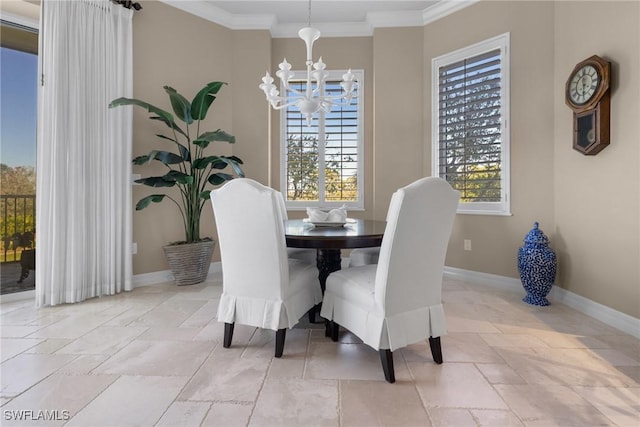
[517,222,556,306]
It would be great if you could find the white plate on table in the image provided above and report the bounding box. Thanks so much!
[303,218,356,227]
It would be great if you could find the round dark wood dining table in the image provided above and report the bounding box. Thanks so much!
[284,219,386,291]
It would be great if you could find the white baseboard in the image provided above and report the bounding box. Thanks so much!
[132,262,222,288]
[444,266,640,340]
[0,289,35,304]
[0,264,223,303]
[131,270,174,288]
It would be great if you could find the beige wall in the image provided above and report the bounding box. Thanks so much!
[423,0,638,318]
[373,27,425,221]
[131,1,234,271]
[424,0,556,278]
[230,30,272,185]
[553,1,639,317]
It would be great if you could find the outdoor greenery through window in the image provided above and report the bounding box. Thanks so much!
[432,33,510,215]
[281,70,364,209]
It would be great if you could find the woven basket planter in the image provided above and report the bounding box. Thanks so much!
[163,240,216,286]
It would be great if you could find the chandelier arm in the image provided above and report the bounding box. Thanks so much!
[281,83,306,97]
[320,93,356,101]
[269,98,305,110]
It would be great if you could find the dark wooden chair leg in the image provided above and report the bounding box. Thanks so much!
[379,349,395,383]
[330,321,339,342]
[223,322,234,348]
[275,328,287,358]
[429,336,443,364]
[308,304,323,324]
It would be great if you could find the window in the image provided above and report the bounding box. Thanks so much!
[280,70,364,209]
[432,33,510,215]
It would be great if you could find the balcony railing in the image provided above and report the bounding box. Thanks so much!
[1,195,36,263]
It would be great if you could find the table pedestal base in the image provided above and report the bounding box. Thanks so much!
[316,249,342,336]
[316,249,342,293]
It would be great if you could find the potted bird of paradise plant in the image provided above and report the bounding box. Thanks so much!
[110,81,244,285]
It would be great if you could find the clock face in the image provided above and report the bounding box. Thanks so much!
[569,65,600,105]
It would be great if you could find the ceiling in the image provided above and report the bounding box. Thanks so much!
[160,0,478,37]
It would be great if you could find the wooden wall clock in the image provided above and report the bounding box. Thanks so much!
[565,55,611,155]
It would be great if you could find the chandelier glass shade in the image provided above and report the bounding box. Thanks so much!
[259,25,357,125]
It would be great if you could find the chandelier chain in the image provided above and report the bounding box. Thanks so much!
[307,0,312,27]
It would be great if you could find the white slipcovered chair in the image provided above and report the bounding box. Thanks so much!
[275,191,317,265]
[349,245,380,267]
[320,177,460,382]
[211,178,323,357]
[348,210,390,267]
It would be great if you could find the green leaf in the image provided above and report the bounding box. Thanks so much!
[155,136,191,162]
[192,156,225,170]
[191,82,225,121]
[209,159,228,169]
[155,134,176,143]
[220,156,245,177]
[208,172,233,186]
[155,135,190,161]
[132,155,151,165]
[110,98,174,124]
[193,130,236,149]
[199,190,211,200]
[149,116,188,139]
[225,155,244,165]
[148,150,184,165]
[136,176,176,187]
[164,86,193,125]
[163,170,193,185]
[177,143,191,161]
[136,194,166,210]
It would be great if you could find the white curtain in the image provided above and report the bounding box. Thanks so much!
[36,0,133,306]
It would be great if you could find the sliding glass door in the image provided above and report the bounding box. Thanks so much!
[0,19,38,295]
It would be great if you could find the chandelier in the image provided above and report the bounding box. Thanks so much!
[259,0,357,125]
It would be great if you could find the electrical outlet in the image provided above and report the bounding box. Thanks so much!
[464,239,472,251]
[132,242,137,254]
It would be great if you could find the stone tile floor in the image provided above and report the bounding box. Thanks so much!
[0,273,638,426]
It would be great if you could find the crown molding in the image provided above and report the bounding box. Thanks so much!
[159,0,479,38]
[423,0,481,25]
[159,0,274,30]
[366,10,425,29]
[0,11,39,29]
[270,21,373,38]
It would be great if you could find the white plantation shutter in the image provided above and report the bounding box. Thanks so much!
[432,34,510,215]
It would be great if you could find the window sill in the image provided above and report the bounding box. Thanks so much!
[456,209,513,217]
